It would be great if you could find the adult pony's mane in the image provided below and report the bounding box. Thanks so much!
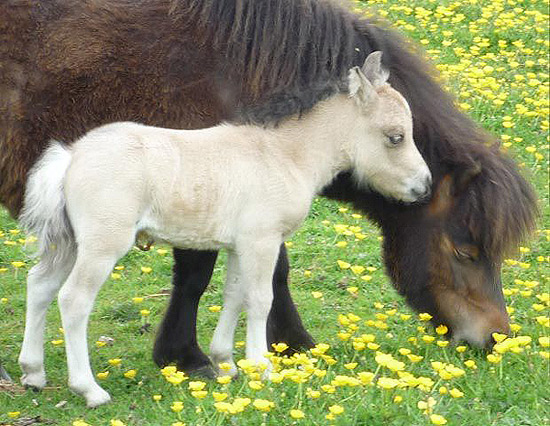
[174,0,536,258]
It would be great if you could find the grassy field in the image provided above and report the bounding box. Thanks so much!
[1,0,548,425]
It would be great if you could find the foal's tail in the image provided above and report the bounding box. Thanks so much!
[19,141,74,265]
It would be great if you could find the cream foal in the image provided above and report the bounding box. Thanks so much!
[19,52,431,406]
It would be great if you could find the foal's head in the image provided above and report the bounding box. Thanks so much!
[347,52,431,203]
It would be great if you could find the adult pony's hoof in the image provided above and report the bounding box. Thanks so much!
[0,364,12,382]
[185,364,217,380]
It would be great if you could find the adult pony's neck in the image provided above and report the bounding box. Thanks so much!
[172,0,361,122]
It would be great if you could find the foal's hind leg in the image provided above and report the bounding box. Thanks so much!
[19,253,76,389]
[58,235,133,407]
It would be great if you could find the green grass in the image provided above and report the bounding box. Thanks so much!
[1,0,549,425]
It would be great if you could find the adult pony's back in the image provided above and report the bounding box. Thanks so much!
[0,0,536,376]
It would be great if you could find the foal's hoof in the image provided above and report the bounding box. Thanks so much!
[186,365,217,380]
[84,387,112,408]
[21,372,46,390]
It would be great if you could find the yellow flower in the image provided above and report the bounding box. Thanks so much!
[337,260,351,269]
[393,395,403,403]
[11,261,25,268]
[51,339,64,346]
[252,399,275,412]
[435,325,448,335]
[350,265,365,275]
[336,241,348,248]
[439,386,448,394]
[8,412,20,419]
[152,394,162,401]
[377,377,399,389]
[344,362,358,370]
[124,369,137,379]
[108,358,122,366]
[464,360,477,369]
[272,342,289,353]
[329,405,344,415]
[171,401,184,413]
[347,286,359,295]
[430,414,448,425]
[140,266,152,273]
[191,390,208,399]
[306,388,321,398]
[217,375,232,385]
[437,340,449,348]
[311,291,323,299]
[132,297,144,304]
[487,353,502,363]
[97,371,109,380]
[449,388,464,398]
[455,345,467,353]
[212,392,228,402]
[248,380,264,390]
[208,305,222,312]
[422,335,435,343]
[140,309,150,317]
[419,313,433,321]
[290,409,305,419]
[188,381,206,391]
[539,337,550,348]
[110,273,121,280]
[407,354,424,363]
[110,420,125,426]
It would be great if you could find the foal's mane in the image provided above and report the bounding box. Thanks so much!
[176,0,536,257]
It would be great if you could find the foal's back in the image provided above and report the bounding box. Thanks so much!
[65,122,308,250]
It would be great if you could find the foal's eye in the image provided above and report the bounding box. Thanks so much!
[388,134,404,145]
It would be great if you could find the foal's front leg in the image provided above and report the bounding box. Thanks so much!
[210,251,244,377]
[240,239,280,369]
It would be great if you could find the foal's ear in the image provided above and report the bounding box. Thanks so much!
[348,66,376,107]
[361,51,390,87]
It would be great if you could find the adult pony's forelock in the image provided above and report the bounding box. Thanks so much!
[453,145,538,261]
[352,19,537,259]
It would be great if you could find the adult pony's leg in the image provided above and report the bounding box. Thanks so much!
[153,249,218,378]
[266,244,315,352]
[19,255,76,389]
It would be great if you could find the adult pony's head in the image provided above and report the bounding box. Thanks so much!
[347,52,431,203]
[168,0,538,348]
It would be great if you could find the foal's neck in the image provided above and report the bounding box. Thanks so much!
[270,94,357,191]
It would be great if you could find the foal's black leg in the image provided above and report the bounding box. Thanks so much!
[153,248,218,378]
[267,244,315,353]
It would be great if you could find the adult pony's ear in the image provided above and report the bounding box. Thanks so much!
[455,161,482,194]
[348,66,376,107]
[361,51,390,87]
[429,174,454,218]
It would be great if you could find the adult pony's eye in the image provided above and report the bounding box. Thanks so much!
[453,247,478,262]
[388,134,404,145]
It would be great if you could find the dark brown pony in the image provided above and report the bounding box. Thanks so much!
[0,0,536,378]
